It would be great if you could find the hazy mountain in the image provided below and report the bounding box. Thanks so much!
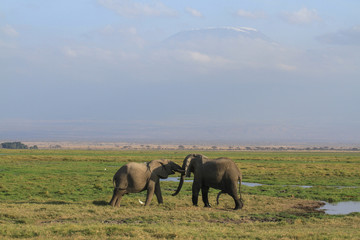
[158,26,281,76]
[165,27,271,43]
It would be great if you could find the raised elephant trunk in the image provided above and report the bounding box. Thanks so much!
[172,155,193,196]
[172,173,185,196]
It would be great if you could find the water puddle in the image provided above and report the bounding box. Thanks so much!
[243,182,263,187]
[318,201,360,215]
[243,182,313,188]
[161,177,193,183]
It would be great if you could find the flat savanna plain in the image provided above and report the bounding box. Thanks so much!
[0,150,359,239]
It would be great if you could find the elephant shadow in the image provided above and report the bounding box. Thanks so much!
[92,200,109,206]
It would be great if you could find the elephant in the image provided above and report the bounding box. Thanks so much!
[110,159,184,207]
[172,154,243,210]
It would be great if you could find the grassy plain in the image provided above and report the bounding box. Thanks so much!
[0,149,359,239]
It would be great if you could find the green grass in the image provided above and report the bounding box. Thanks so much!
[1,149,360,239]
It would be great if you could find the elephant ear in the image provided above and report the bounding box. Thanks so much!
[150,160,169,179]
[184,155,194,177]
[195,154,207,159]
[184,154,205,177]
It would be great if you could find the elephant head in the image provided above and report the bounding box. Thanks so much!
[149,159,184,179]
[172,154,205,196]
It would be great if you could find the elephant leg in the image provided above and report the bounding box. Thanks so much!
[145,181,156,206]
[232,197,243,210]
[192,184,201,206]
[110,189,126,207]
[201,186,211,207]
[115,190,126,207]
[154,180,163,204]
[229,185,243,210]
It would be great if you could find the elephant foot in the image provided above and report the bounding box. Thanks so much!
[233,204,243,210]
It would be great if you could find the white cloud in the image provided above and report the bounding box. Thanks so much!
[186,7,203,17]
[100,25,116,35]
[0,39,16,48]
[282,8,321,25]
[62,45,139,63]
[63,47,78,57]
[188,51,211,63]
[97,0,177,17]
[236,9,265,19]
[1,24,19,37]
[168,50,230,66]
[98,25,145,48]
[62,46,114,60]
[99,25,139,38]
[277,63,297,72]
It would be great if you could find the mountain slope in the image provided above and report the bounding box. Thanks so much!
[164,27,272,44]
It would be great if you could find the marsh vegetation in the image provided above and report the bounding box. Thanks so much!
[0,149,359,239]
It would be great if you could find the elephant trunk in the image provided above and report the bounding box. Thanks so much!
[172,155,193,196]
[172,173,185,196]
[170,161,185,174]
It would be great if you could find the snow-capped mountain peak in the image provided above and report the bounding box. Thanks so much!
[164,26,270,44]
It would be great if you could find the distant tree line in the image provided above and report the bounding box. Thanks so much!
[1,142,38,149]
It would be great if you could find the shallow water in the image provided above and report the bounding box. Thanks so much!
[318,201,360,215]
[161,177,193,182]
[243,182,263,187]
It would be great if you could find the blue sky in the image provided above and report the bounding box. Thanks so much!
[1,0,360,144]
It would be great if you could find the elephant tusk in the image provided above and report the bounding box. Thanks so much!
[138,199,145,205]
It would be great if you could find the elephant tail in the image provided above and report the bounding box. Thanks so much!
[216,190,224,205]
[238,176,244,205]
[113,175,119,188]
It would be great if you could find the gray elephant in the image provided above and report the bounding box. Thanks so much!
[172,154,243,210]
[110,159,184,207]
